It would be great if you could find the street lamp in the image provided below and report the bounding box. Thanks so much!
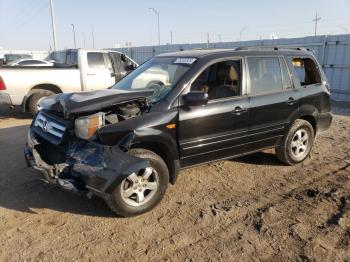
[240,27,247,41]
[149,8,160,46]
[71,24,77,48]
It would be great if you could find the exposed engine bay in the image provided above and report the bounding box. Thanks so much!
[102,100,147,125]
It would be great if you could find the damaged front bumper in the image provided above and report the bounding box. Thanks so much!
[24,129,149,198]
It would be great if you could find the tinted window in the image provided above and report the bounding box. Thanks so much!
[87,52,106,69]
[247,57,283,95]
[66,51,78,66]
[49,51,66,63]
[280,58,292,89]
[290,57,321,86]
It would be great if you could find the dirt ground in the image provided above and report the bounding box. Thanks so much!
[0,105,349,262]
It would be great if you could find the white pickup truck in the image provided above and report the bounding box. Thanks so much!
[0,49,138,115]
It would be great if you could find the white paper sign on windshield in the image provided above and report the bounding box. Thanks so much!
[173,58,197,64]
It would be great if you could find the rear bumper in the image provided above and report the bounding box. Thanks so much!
[0,92,13,106]
[24,129,149,196]
[317,112,333,133]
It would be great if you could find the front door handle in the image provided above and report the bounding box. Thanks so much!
[286,97,297,105]
[232,106,247,115]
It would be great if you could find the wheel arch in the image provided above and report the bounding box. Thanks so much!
[23,84,63,112]
[130,140,180,185]
[297,104,319,135]
[299,115,317,135]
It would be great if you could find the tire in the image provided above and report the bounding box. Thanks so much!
[275,119,315,165]
[27,90,55,116]
[106,148,169,217]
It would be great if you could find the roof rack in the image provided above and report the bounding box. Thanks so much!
[234,46,312,52]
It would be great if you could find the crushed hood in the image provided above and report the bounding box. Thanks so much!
[39,89,154,118]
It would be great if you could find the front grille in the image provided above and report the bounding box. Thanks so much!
[34,113,66,139]
[32,111,71,145]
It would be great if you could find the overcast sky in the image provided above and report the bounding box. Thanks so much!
[0,0,349,50]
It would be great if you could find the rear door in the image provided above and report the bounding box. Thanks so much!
[246,56,299,152]
[84,52,114,90]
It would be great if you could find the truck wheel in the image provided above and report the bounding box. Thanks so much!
[275,119,314,165]
[106,149,169,217]
[27,90,55,116]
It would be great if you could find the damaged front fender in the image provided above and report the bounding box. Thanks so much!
[68,140,149,194]
[26,130,150,195]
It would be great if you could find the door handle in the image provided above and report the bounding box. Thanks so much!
[232,106,247,115]
[286,97,297,105]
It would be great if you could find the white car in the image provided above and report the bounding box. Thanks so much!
[7,59,54,67]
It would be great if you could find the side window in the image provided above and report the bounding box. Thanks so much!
[247,57,283,95]
[87,52,106,69]
[280,57,292,89]
[66,51,78,66]
[290,57,321,86]
[190,60,241,100]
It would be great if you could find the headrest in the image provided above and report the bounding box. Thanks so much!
[227,66,238,81]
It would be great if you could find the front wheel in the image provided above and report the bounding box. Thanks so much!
[106,149,169,217]
[275,119,314,165]
[27,90,55,116]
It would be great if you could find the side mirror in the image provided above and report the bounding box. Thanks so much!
[125,64,137,71]
[183,91,208,107]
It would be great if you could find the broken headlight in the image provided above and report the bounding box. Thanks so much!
[74,112,105,140]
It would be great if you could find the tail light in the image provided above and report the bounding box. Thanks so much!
[0,76,6,90]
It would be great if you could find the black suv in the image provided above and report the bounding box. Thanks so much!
[25,47,332,217]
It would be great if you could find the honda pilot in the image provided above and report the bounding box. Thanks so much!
[25,47,332,217]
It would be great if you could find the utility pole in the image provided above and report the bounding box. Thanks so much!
[71,24,77,48]
[149,8,160,46]
[170,30,173,44]
[49,0,58,50]
[91,24,95,48]
[313,12,321,36]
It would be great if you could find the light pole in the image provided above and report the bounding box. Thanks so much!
[240,27,247,41]
[49,0,58,50]
[71,24,77,48]
[91,24,95,48]
[149,8,160,46]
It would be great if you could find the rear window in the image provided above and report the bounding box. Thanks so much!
[247,57,283,95]
[66,51,78,66]
[87,52,106,69]
[290,57,321,86]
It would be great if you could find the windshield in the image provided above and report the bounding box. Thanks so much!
[112,57,195,103]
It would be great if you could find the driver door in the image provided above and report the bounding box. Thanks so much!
[178,59,250,167]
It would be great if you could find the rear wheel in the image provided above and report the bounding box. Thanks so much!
[275,119,314,165]
[106,149,169,217]
[27,89,55,116]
